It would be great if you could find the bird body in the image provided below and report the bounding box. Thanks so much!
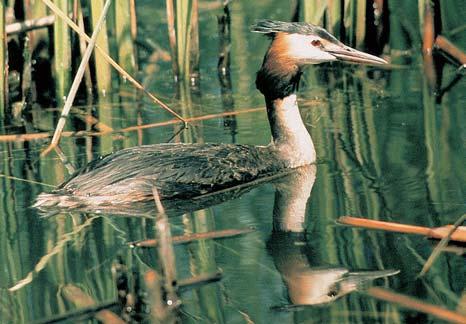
[35,143,287,210]
[34,20,386,213]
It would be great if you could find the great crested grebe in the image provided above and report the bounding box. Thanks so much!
[34,20,386,211]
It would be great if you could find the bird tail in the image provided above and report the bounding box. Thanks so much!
[33,192,85,213]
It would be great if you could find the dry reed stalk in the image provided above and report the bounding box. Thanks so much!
[41,0,112,157]
[435,35,466,64]
[338,216,466,242]
[41,0,186,124]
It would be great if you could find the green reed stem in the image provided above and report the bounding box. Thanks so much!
[355,0,366,47]
[115,0,137,76]
[53,0,71,105]
[0,1,6,117]
[90,0,112,96]
[302,0,326,25]
[326,0,341,37]
[175,0,193,80]
[27,0,48,48]
[189,0,199,83]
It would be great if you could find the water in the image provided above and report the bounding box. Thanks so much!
[1,2,465,323]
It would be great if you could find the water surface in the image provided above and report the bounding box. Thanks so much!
[1,1,465,323]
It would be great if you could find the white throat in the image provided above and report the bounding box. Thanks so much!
[266,94,316,167]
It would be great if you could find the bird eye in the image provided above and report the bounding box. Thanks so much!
[311,39,322,47]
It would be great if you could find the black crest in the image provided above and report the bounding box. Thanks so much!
[251,19,340,44]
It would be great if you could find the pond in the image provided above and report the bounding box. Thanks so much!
[1,1,465,323]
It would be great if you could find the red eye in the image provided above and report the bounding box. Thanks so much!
[311,39,322,47]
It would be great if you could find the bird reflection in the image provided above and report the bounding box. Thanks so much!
[267,164,399,307]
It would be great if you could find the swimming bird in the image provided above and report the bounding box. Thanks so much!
[34,20,386,212]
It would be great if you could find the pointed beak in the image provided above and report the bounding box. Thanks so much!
[325,43,388,65]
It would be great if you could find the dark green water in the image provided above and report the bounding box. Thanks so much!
[1,2,465,323]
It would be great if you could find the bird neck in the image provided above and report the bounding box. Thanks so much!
[256,41,316,167]
[265,94,316,167]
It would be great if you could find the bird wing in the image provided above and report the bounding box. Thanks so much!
[58,143,286,200]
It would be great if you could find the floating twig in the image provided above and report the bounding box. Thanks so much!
[41,0,112,157]
[337,216,466,243]
[367,287,466,324]
[130,227,255,247]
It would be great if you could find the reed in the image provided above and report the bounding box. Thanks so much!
[302,0,326,25]
[90,0,112,96]
[166,0,200,83]
[0,1,6,118]
[114,0,137,76]
[176,0,191,80]
[26,0,48,48]
[53,0,71,105]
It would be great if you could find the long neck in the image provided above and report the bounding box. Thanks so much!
[266,95,315,167]
[257,63,316,167]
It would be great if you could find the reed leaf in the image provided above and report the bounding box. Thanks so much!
[302,0,327,25]
[0,1,6,116]
[53,0,71,104]
[115,0,137,76]
[90,0,112,96]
